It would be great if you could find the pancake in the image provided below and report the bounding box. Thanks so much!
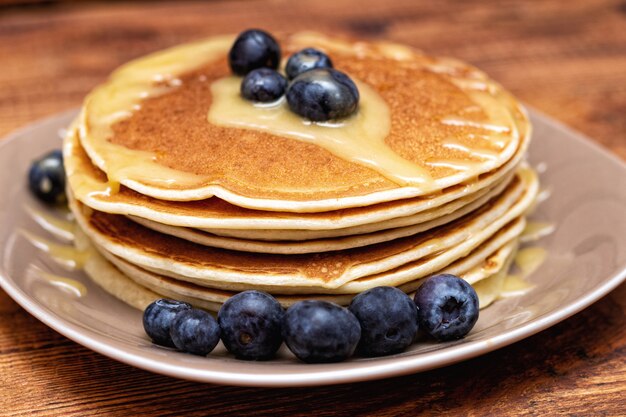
[76,32,530,211]
[128,172,517,254]
[197,172,515,241]
[96,237,519,310]
[32,213,520,312]
[135,212,525,295]
[68,167,538,293]
[83,242,515,313]
[65,127,522,233]
[62,30,541,319]
[73,227,160,310]
[338,216,525,294]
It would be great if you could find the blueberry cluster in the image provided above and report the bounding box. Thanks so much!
[229,29,359,122]
[143,274,479,363]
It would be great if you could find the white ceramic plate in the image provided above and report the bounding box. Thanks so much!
[1,110,625,387]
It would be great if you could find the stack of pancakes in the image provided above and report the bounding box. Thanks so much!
[64,32,538,311]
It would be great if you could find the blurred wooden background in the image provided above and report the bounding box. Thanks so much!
[1,0,625,160]
[1,1,625,416]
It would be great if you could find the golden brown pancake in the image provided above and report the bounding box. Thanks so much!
[69,167,538,293]
[65,127,521,234]
[125,174,518,254]
[95,237,519,310]
[63,32,540,315]
[77,32,529,210]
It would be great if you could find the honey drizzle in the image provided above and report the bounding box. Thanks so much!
[498,246,547,298]
[64,132,124,201]
[25,205,76,242]
[22,230,90,270]
[23,208,90,297]
[80,36,235,193]
[520,222,555,243]
[499,274,534,298]
[21,208,88,299]
[441,138,499,161]
[208,76,431,186]
[515,247,547,277]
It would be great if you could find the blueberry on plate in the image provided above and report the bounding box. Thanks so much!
[413,274,479,341]
[28,149,66,204]
[285,48,333,80]
[143,299,192,347]
[282,300,361,363]
[170,309,221,356]
[229,29,281,75]
[218,290,284,360]
[349,286,418,357]
[286,68,359,122]
[240,68,287,103]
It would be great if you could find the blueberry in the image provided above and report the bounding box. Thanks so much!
[143,299,192,347]
[413,274,479,341]
[169,309,220,356]
[240,68,287,103]
[349,286,418,357]
[282,300,361,363]
[229,29,280,75]
[218,290,284,360]
[28,149,66,205]
[285,48,333,80]
[286,68,359,121]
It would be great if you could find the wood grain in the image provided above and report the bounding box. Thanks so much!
[1,1,625,415]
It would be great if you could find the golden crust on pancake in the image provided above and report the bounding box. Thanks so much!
[94,237,518,310]
[65,128,521,232]
[69,167,538,291]
[124,174,516,254]
[78,32,529,209]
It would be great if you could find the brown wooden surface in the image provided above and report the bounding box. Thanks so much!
[1,1,625,415]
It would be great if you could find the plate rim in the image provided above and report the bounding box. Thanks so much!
[1,108,625,387]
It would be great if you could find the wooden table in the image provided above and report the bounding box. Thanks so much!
[1,1,625,415]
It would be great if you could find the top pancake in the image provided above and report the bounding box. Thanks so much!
[78,32,528,211]
[64,127,521,232]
